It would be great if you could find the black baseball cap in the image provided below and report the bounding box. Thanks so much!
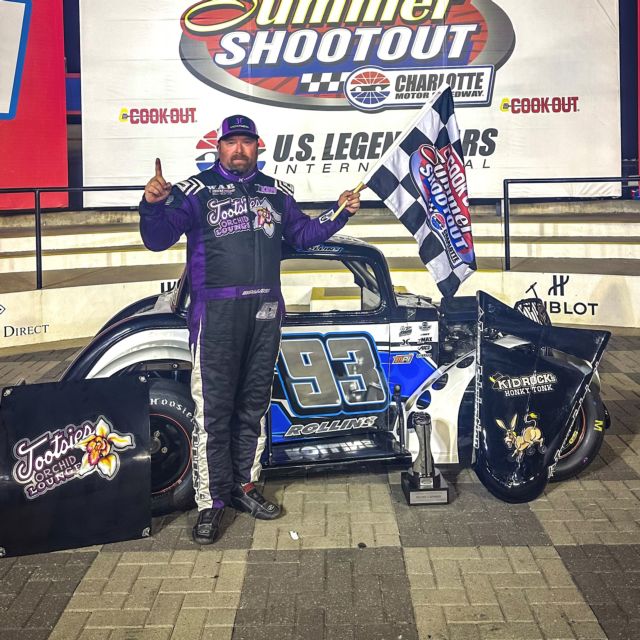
[217,115,259,141]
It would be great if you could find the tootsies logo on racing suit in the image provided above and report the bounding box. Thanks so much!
[207,196,281,238]
[178,0,515,111]
[410,143,474,268]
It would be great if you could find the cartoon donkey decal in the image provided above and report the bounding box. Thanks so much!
[496,412,547,461]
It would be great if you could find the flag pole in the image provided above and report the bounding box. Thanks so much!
[329,182,365,220]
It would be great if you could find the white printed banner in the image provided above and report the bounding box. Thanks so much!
[0,0,29,118]
[80,0,621,206]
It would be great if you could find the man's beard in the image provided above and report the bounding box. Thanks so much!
[228,155,254,176]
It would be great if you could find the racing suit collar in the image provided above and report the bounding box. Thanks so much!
[214,160,258,183]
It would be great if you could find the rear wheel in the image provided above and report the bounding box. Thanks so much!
[551,388,607,482]
[148,379,195,515]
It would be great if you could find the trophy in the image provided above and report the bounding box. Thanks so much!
[401,411,450,505]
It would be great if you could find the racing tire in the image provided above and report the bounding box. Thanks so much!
[551,388,606,482]
[148,379,196,515]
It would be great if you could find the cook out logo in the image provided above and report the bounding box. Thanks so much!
[196,129,266,172]
[179,0,515,111]
[500,96,579,114]
[119,106,197,125]
[11,417,135,500]
[410,143,474,267]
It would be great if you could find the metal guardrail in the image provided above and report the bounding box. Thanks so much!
[1,178,639,288]
[502,176,640,271]
[0,185,144,290]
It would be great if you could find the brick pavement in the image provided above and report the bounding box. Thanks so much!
[0,334,638,639]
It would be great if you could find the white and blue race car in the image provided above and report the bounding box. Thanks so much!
[61,237,610,512]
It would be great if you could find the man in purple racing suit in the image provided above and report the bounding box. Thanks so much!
[139,115,360,544]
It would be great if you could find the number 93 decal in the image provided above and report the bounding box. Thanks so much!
[277,332,389,417]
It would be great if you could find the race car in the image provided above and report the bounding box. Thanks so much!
[61,236,610,513]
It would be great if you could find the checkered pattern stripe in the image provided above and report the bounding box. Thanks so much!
[298,72,350,94]
[175,177,205,196]
[275,179,294,196]
[364,88,476,297]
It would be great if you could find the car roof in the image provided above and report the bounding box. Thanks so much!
[282,235,385,262]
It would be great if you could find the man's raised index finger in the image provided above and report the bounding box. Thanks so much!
[155,158,163,177]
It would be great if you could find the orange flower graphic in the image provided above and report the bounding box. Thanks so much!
[76,418,134,479]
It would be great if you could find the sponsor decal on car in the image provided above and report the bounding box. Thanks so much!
[284,415,377,437]
[178,0,514,111]
[495,412,546,462]
[490,372,557,397]
[160,280,179,293]
[283,438,378,461]
[399,324,412,337]
[392,353,414,364]
[11,417,135,500]
[300,245,344,253]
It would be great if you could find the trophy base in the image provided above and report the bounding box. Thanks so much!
[401,471,450,505]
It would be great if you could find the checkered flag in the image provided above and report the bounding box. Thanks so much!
[363,86,476,297]
[298,72,349,94]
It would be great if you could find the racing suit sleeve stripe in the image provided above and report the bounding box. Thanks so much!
[281,195,350,249]
[138,191,194,251]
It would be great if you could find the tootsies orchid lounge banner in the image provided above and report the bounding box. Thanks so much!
[79,0,621,206]
[0,0,68,210]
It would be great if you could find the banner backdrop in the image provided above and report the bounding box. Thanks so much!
[80,0,621,206]
[0,0,68,210]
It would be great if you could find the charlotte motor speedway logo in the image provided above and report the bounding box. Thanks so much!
[178,0,515,112]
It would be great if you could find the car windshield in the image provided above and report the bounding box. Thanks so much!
[281,256,381,313]
[171,254,383,316]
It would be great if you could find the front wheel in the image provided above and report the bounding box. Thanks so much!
[551,388,607,482]
[148,379,196,515]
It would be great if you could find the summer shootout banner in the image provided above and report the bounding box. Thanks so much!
[80,0,621,206]
[0,0,68,210]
